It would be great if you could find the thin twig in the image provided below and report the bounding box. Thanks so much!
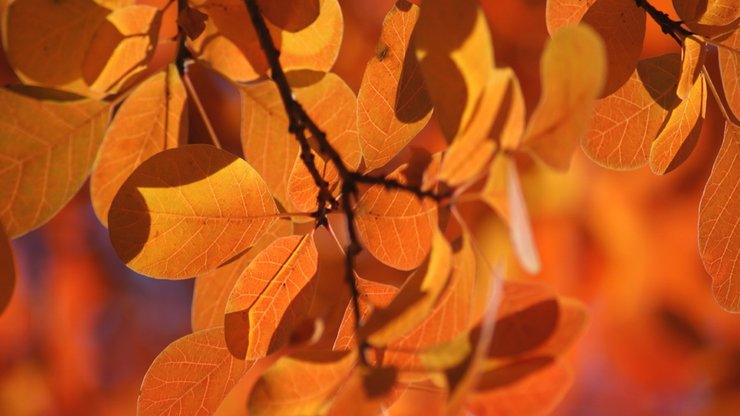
[634,0,694,44]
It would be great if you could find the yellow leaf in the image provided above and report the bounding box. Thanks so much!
[91,66,187,227]
[138,327,249,416]
[108,144,279,278]
[498,71,526,151]
[582,54,680,170]
[649,74,706,174]
[522,24,606,171]
[415,0,494,140]
[358,0,432,170]
[718,30,739,120]
[0,225,14,314]
[699,123,740,312]
[677,36,706,100]
[0,90,110,237]
[225,234,318,360]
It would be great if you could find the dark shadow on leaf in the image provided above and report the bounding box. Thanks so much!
[395,35,432,123]
[258,0,319,32]
[636,54,681,110]
[486,299,559,358]
[475,356,555,391]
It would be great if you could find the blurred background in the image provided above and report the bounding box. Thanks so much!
[2,0,740,414]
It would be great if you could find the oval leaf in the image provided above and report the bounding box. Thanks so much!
[676,36,706,100]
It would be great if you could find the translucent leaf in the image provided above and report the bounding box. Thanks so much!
[582,54,680,170]
[673,0,740,27]
[415,0,494,140]
[0,90,110,237]
[522,24,606,171]
[545,0,596,34]
[192,218,292,331]
[649,74,706,174]
[0,225,14,314]
[358,0,432,170]
[91,66,187,227]
[581,0,646,96]
[327,366,399,416]
[718,30,739,120]
[138,327,249,416]
[334,277,399,351]
[699,123,740,312]
[677,36,706,100]
[248,350,356,416]
[225,234,318,360]
[108,144,279,278]
[187,0,342,82]
[497,72,526,151]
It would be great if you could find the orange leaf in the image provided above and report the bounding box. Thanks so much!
[497,71,526,151]
[327,366,400,416]
[187,0,342,82]
[532,298,589,357]
[677,36,706,100]
[0,90,110,237]
[673,0,740,27]
[582,54,680,170]
[649,74,706,174]
[138,327,249,416]
[357,0,432,170]
[91,65,187,227]
[355,164,438,270]
[415,0,494,140]
[545,0,596,34]
[192,218,292,331]
[108,144,279,278]
[718,30,739,120]
[0,225,14,314]
[334,276,399,351]
[699,122,740,312]
[225,234,318,360]
[248,350,356,416]
[522,24,606,171]
[581,0,645,96]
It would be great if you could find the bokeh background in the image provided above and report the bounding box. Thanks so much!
[2,0,740,414]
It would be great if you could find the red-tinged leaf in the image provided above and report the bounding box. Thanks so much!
[545,0,596,34]
[699,123,740,312]
[334,277,399,351]
[677,36,706,100]
[248,350,356,416]
[0,225,14,314]
[355,164,438,270]
[358,0,432,170]
[718,30,739,120]
[360,229,453,346]
[327,366,400,416]
[582,54,681,170]
[138,327,249,416]
[0,90,110,237]
[481,155,540,274]
[187,0,342,82]
[91,66,187,227]
[522,24,606,171]
[581,0,646,97]
[531,298,589,357]
[650,74,706,174]
[224,234,318,360]
[108,144,279,278]
[192,218,292,331]
[415,0,494,140]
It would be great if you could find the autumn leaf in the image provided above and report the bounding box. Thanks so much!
[545,0,596,34]
[673,0,740,28]
[415,0,494,140]
[718,30,739,120]
[0,89,110,237]
[334,276,400,352]
[108,144,279,278]
[699,123,740,312]
[224,234,319,360]
[0,225,14,314]
[582,54,680,170]
[327,365,400,416]
[357,0,432,171]
[522,24,606,171]
[677,36,706,100]
[138,327,249,416]
[91,65,187,226]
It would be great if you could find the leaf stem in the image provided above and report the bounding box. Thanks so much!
[183,68,223,149]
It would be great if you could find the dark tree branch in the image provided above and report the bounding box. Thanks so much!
[635,0,694,44]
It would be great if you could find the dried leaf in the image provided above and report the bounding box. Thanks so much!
[91,66,187,226]
[718,30,740,120]
[582,54,680,170]
[677,36,706,100]
[108,144,279,278]
[138,327,249,416]
[415,0,494,140]
[225,234,318,360]
[358,0,432,170]
[0,90,110,237]
[522,24,606,171]
[699,123,740,312]
[0,225,14,314]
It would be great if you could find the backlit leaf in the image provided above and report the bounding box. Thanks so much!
[677,36,705,100]
[0,89,110,237]
[248,350,355,416]
[91,66,187,227]
[582,54,680,170]
[334,276,400,351]
[545,0,596,34]
[522,24,606,171]
[718,30,739,120]
[138,327,249,416]
[357,0,432,171]
[225,234,318,360]
[187,0,342,82]
[327,366,399,416]
[699,123,740,312]
[415,0,494,140]
[0,225,13,314]
[673,0,740,27]
[649,74,706,175]
[108,144,279,278]
[498,72,526,151]
[581,0,645,96]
